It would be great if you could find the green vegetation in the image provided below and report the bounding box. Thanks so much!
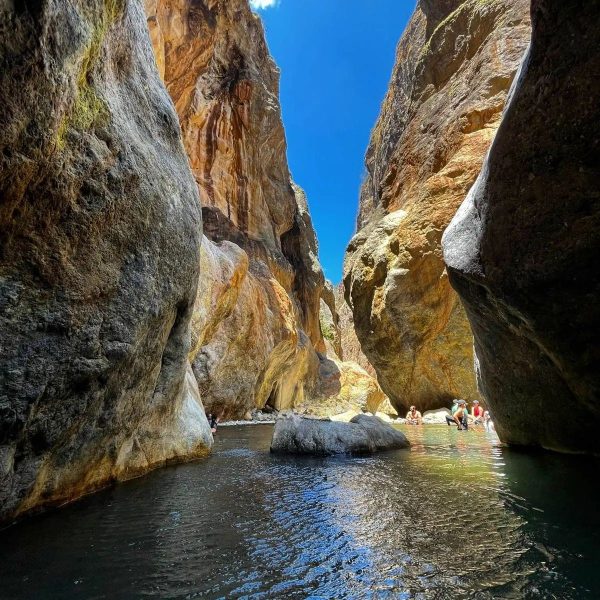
[320,319,336,343]
[57,0,125,147]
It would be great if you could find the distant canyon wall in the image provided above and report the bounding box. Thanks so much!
[443,0,600,453]
[146,0,384,419]
[0,0,212,523]
[344,0,531,412]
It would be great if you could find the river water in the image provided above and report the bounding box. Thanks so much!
[1,424,599,599]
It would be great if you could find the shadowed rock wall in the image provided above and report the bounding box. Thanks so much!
[443,0,600,454]
[0,0,212,523]
[344,0,530,412]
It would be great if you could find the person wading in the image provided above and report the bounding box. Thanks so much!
[452,400,469,431]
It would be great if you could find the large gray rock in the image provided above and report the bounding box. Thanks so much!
[0,0,210,523]
[442,0,600,453]
[270,414,410,456]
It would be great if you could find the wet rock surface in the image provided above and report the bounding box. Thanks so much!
[270,414,410,456]
[443,0,600,454]
[0,0,211,522]
[344,0,531,413]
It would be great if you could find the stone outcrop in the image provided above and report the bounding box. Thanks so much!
[292,280,389,418]
[344,0,531,413]
[270,414,410,456]
[443,0,600,454]
[0,0,212,523]
[146,0,326,419]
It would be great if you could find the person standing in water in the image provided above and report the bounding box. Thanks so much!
[472,400,484,425]
[446,399,459,426]
[453,400,469,430]
[406,405,423,425]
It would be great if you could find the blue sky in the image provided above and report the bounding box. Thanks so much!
[253,0,414,283]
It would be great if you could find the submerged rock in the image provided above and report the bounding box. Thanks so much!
[0,0,211,522]
[344,0,531,413]
[443,0,600,454]
[270,414,410,456]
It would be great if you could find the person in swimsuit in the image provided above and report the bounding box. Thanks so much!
[472,400,484,425]
[446,400,459,426]
[406,406,423,425]
[453,400,469,430]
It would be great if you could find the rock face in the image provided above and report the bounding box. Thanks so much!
[443,1,600,454]
[334,283,375,376]
[270,414,410,456]
[146,0,326,419]
[0,0,212,523]
[344,0,530,413]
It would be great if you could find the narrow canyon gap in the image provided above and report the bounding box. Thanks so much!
[344,0,531,413]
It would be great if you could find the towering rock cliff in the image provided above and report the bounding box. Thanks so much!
[443,0,600,454]
[145,0,327,419]
[344,0,530,412]
[0,0,212,523]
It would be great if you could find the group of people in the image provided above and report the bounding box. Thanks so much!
[405,400,493,431]
[445,399,492,431]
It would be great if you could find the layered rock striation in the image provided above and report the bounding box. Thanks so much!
[0,0,212,523]
[344,0,530,412]
[443,0,600,453]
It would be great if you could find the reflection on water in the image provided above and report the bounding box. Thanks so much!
[0,425,598,599]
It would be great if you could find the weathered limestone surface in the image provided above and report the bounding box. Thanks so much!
[443,0,600,454]
[0,0,212,523]
[147,0,326,419]
[270,414,410,456]
[344,0,531,413]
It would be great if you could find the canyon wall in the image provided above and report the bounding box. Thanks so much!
[146,0,359,419]
[146,0,326,420]
[344,0,530,412]
[443,0,600,454]
[0,0,212,523]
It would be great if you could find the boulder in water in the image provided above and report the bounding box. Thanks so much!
[422,409,452,424]
[270,414,410,456]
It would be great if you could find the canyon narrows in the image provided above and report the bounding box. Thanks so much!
[0,0,385,523]
[1,0,599,536]
[344,0,531,413]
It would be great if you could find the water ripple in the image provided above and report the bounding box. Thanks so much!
[0,425,598,599]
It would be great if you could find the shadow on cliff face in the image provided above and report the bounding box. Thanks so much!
[0,0,210,523]
[316,355,343,399]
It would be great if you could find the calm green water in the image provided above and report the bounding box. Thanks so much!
[0,424,599,599]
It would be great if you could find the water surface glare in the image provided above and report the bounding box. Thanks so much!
[1,424,599,599]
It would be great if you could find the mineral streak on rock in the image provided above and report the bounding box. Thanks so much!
[443,0,600,454]
[344,0,531,413]
[0,0,212,523]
